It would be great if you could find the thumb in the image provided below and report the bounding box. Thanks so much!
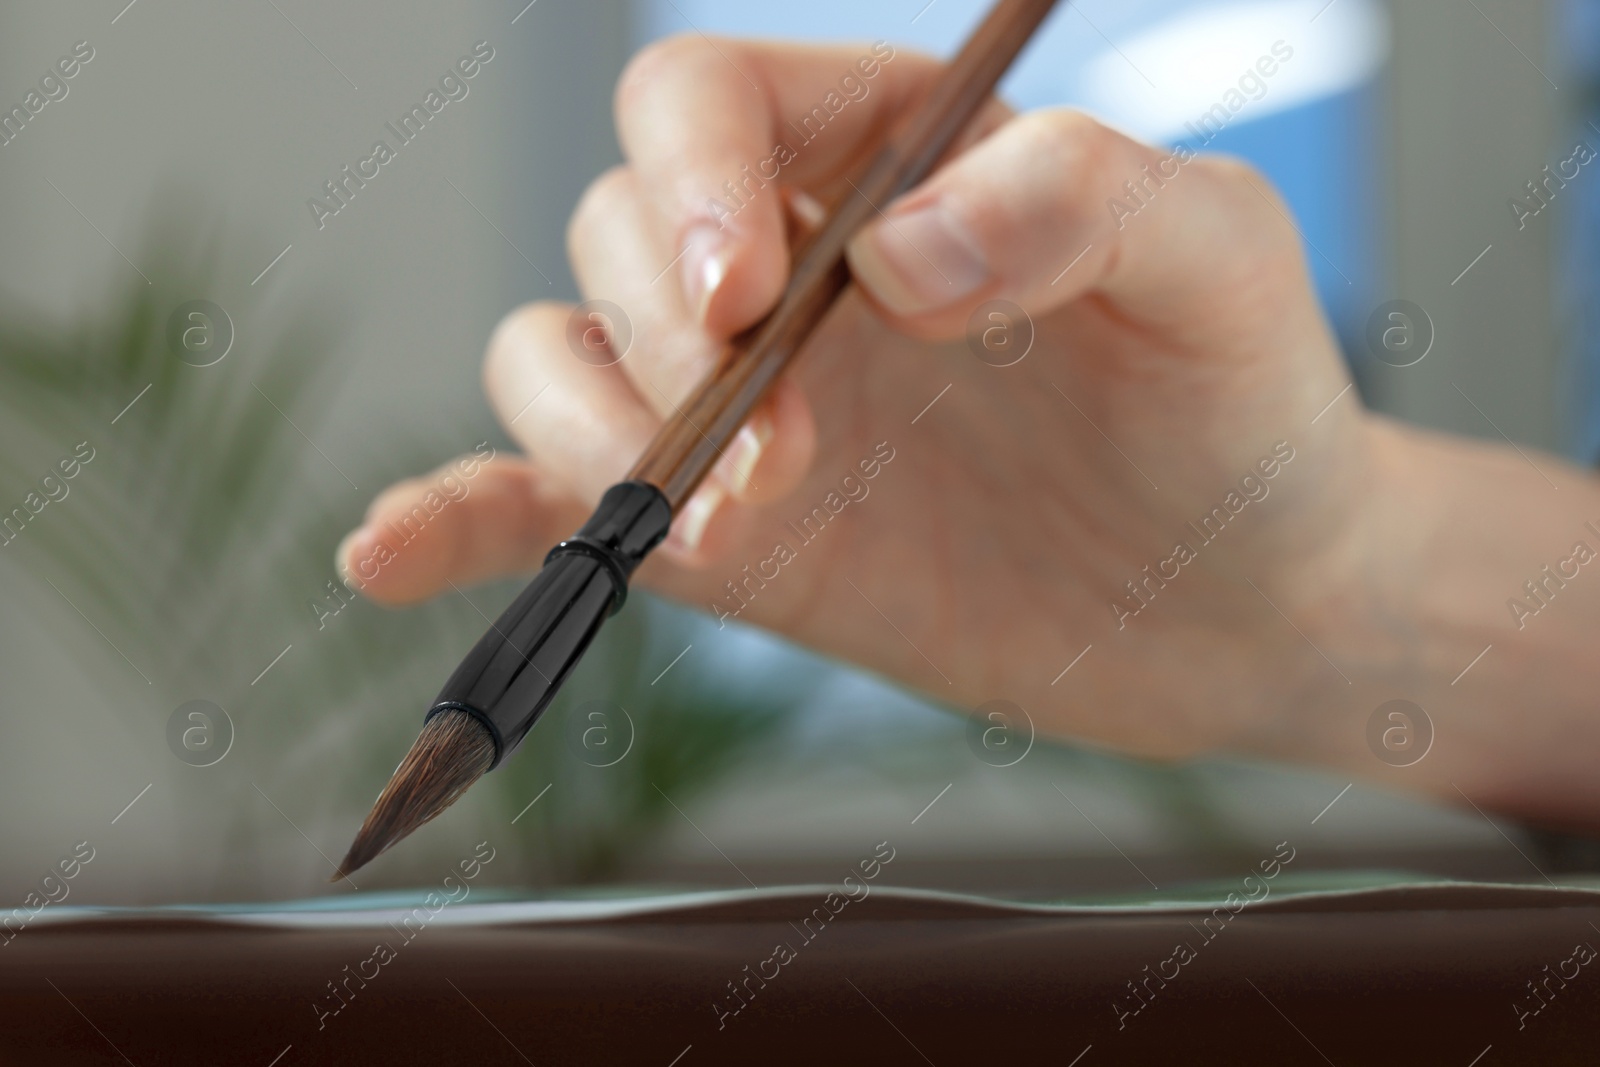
[844,108,1313,343]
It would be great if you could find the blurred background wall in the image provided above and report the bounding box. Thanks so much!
[0,0,1593,906]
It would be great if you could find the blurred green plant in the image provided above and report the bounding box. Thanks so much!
[0,209,794,893]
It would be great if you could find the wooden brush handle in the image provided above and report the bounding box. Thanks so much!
[627,0,1062,510]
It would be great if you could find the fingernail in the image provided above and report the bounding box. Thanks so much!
[679,223,733,325]
[717,414,774,496]
[665,483,726,557]
[785,187,827,231]
[847,200,988,317]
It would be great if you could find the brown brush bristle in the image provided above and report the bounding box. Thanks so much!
[334,710,496,881]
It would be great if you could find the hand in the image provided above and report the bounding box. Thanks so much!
[338,37,1600,824]
[337,36,1366,760]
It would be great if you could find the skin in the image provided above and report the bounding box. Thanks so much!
[339,38,1600,831]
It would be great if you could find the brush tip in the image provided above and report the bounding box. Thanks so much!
[335,709,496,880]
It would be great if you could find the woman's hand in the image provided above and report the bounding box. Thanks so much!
[338,37,1600,825]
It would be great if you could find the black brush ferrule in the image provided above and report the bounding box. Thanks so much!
[425,481,672,769]
[544,478,675,614]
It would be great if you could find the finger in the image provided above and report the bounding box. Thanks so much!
[482,295,814,569]
[613,36,941,336]
[568,165,718,418]
[336,455,589,605]
[482,300,659,501]
[567,166,818,510]
[844,108,1317,344]
[651,373,819,570]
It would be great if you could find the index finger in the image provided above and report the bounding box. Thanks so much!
[613,35,938,337]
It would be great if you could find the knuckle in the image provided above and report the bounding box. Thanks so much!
[615,33,712,118]
[1028,107,1104,148]
[483,301,568,393]
[1024,109,1151,203]
[1028,109,1123,168]
[1193,154,1301,251]
[1168,154,1310,303]
[1196,154,1272,200]
[566,165,634,263]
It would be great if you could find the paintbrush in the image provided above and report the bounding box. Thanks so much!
[336,0,1064,878]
